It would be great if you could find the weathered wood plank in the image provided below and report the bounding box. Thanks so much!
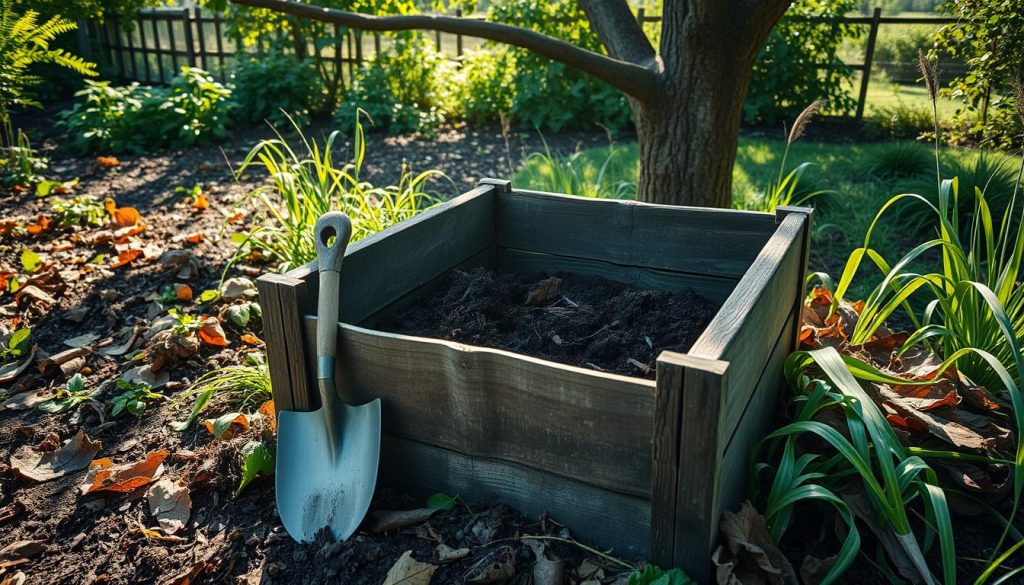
[496,189,778,279]
[650,351,687,566]
[379,435,651,558]
[497,248,738,305]
[776,206,814,350]
[303,320,657,497]
[255,274,293,411]
[282,184,497,324]
[689,213,807,446]
[255,273,312,412]
[673,356,728,583]
[718,311,795,519]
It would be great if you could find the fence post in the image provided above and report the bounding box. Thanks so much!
[75,20,93,60]
[137,12,151,83]
[855,7,881,122]
[455,8,463,58]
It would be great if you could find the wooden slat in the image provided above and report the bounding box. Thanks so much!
[496,189,777,279]
[380,435,651,558]
[673,356,729,583]
[497,248,738,305]
[255,273,313,412]
[303,320,656,497]
[718,311,795,518]
[690,213,807,446]
[650,351,686,566]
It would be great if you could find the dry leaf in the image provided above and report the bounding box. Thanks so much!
[184,233,203,245]
[113,207,142,227]
[64,333,101,348]
[197,318,228,347]
[526,277,562,306]
[0,540,47,561]
[96,156,120,168]
[192,193,209,210]
[220,277,255,302]
[1,389,48,411]
[526,540,564,585]
[15,285,55,307]
[80,450,168,494]
[147,479,191,534]
[384,551,435,585]
[203,412,249,440]
[436,544,470,563]
[257,400,276,433]
[713,501,797,585]
[0,347,35,383]
[240,334,263,346]
[369,508,438,533]
[121,364,170,389]
[111,249,143,268]
[9,430,101,482]
[466,546,514,584]
[100,326,140,356]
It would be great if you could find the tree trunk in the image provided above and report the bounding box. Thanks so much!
[633,56,751,208]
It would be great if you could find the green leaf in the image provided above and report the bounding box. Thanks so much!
[8,328,31,356]
[427,492,457,511]
[20,249,42,273]
[209,411,243,439]
[198,289,220,304]
[66,373,86,393]
[236,441,275,496]
[170,386,217,432]
[226,303,251,327]
[35,180,61,197]
[38,397,75,413]
[627,565,693,585]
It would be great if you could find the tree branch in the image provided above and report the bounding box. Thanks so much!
[228,0,660,102]
[577,0,656,67]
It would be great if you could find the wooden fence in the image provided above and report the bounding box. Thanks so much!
[83,7,961,121]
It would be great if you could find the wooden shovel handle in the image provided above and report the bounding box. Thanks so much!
[314,212,353,375]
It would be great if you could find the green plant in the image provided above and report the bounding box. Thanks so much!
[0,126,46,188]
[50,195,107,227]
[171,353,271,431]
[38,373,101,413]
[234,112,440,271]
[0,326,30,362]
[231,53,319,126]
[336,34,455,135]
[745,0,861,124]
[627,564,693,585]
[59,67,231,154]
[866,141,934,180]
[110,379,163,417]
[519,139,636,200]
[168,307,201,335]
[236,439,275,495]
[0,0,96,136]
[866,100,936,140]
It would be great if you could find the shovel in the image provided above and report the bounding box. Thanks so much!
[275,211,382,542]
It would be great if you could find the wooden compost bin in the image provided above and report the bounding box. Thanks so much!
[257,179,811,582]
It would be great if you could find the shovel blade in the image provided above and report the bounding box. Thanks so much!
[275,398,381,542]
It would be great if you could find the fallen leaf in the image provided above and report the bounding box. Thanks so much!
[0,388,48,411]
[0,347,35,383]
[203,412,249,440]
[9,430,101,482]
[240,333,263,346]
[526,540,564,585]
[80,450,168,494]
[121,365,170,389]
[110,249,143,268]
[147,479,191,534]
[436,544,470,563]
[370,508,438,533]
[384,551,436,585]
[220,277,255,302]
[0,540,47,561]
[131,527,185,543]
[100,326,140,356]
[64,333,101,348]
[96,156,120,168]
[113,207,142,227]
[14,285,55,307]
[257,400,276,433]
[197,318,228,347]
[185,233,203,245]
[193,193,209,210]
[466,546,514,584]
[525,276,562,306]
[712,501,797,585]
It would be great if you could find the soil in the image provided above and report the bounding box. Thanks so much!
[379,267,719,379]
[0,116,641,584]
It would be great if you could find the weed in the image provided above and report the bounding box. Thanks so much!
[50,195,107,227]
[110,380,163,417]
[0,326,30,362]
[171,353,271,431]
[38,373,101,414]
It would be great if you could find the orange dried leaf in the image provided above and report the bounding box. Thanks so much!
[258,400,276,433]
[197,318,228,347]
[113,206,142,227]
[185,233,203,245]
[239,334,263,346]
[80,450,168,494]
[96,156,120,168]
[104,197,117,217]
[175,284,193,302]
[110,249,143,268]
[193,194,209,210]
[203,412,249,440]
[26,215,51,236]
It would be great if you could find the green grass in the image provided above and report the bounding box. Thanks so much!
[512,137,1019,300]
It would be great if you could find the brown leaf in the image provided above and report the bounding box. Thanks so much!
[436,544,470,563]
[713,501,797,585]
[0,346,35,384]
[14,285,55,307]
[526,540,564,585]
[0,540,47,561]
[240,333,263,346]
[800,554,836,585]
[80,450,168,494]
[465,546,514,584]
[121,364,170,389]
[9,430,101,482]
[96,156,120,168]
[525,276,562,306]
[175,284,193,303]
[147,478,191,534]
[220,277,255,302]
[100,326,141,357]
[197,318,228,347]
[110,249,143,269]
[383,550,436,585]
[369,508,438,533]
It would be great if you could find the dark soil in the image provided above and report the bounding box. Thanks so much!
[378,267,719,379]
[0,118,642,584]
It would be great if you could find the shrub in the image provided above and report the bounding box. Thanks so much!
[234,113,441,272]
[60,67,231,153]
[457,47,516,126]
[231,53,319,126]
[865,141,933,180]
[865,100,935,140]
[336,34,456,135]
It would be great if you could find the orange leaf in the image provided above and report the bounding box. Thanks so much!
[80,450,168,494]
[185,233,203,245]
[113,224,146,243]
[175,284,193,302]
[113,206,142,227]
[193,194,209,211]
[227,211,245,223]
[240,334,263,346]
[96,156,120,168]
[13,184,26,192]
[203,413,249,440]
[110,249,143,268]
[258,400,276,433]
[197,318,228,347]
[26,215,51,236]
[104,197,117,217]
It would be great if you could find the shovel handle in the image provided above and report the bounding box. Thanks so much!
[314,212,352,380]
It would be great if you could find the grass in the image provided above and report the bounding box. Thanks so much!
[513,137,1020,300]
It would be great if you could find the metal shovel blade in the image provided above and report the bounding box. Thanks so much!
[275,396,381,542]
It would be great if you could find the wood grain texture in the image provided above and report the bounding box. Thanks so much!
[379,435,651,558]
[304,319,657,497]
[255,274,294,410]
[497,248,738,305]
[497,189,778,279]
[255,273,312,412]
[650,351,687,566]
[689,213,807,446]
[673,356,728,583]
[776,206,814,350]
